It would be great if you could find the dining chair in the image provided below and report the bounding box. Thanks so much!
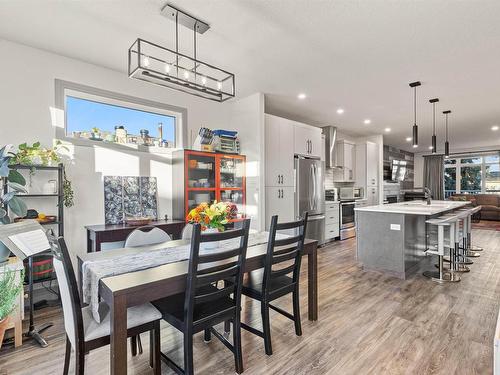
[181,223,193,240]
[124,226,172,247]
[240,213,308,355]
[151,219,251,375]
[49,235,162,375]
[124,225,171,355]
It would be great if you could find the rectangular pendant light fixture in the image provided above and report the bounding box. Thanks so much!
[443,110,451,156]
[128,4,235,102]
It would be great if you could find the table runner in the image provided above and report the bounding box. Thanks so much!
[82,231,285,322]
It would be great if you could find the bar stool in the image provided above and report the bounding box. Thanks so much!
[456,207,481,258]
[440,212,471,273]
[468,206,484,252]
[424,217,460,283]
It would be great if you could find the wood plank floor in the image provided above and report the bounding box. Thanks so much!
[1,229,499,375]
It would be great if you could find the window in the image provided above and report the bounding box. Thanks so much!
[55,79,186,148]
[443,152,500,197]
[66,96,176,146]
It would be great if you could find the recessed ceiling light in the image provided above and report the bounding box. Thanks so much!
[492,125,499,131]
[384,128,391,132]
[405,137,412,142]
[428,146,434,150]
[297,93,307,100]
[336,108,344,114]
[363,119,371,125]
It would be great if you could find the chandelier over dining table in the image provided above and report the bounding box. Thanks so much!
[128,3,235,102]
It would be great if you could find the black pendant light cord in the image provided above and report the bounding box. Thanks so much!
[414,86,417,126]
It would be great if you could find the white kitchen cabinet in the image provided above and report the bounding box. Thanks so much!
[366,186,378,206]
[265,186,295,229]
[333,140,356,182]
[265,114,295,186]
[293,123,322,158]
[355,141,379,204]
[324,202,340,240]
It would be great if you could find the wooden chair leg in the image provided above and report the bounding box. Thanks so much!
[131,335,137,356]
[75,349,85,375]
[152,322,161,375]
[184,331,194,375]
[292,288,302,336]
[233,315,244,374]
[261,302,273,355]
[149,330,154,368]
[204,328,212,342]
[63,335,71,375]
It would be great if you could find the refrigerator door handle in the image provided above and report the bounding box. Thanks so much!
[312,163,317,211]
[309,164,314,211]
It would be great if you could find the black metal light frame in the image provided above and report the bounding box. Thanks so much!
[409,81,421,147]
[128,5,235,102]
[443,110,451,156]
[429,98,439,153]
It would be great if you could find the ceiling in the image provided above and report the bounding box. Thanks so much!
[1,0,500,152]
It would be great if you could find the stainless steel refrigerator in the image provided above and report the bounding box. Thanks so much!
[295,157,325,245]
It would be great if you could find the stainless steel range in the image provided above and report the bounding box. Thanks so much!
[340,200,356,240]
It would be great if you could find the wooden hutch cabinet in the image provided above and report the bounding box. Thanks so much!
[172,150,246,221]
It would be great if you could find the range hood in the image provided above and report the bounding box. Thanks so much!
[321,126,337,168]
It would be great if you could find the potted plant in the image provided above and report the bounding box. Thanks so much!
[0,145,28,262]
[91,127,101,140]
[186,201,237,249]
[0,267,24,349]
[10,141,75,208]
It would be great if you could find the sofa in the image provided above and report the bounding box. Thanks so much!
[449,194,500,221]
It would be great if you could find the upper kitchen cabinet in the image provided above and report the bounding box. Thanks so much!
[293,123,322,158]
[265,114,295,186]
[356,141,379,205]
[333,140,356,182]
[355,141,379,187]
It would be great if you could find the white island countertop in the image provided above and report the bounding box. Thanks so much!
[354,200,470,215]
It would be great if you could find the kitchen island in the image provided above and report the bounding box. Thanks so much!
[355,200,470,279]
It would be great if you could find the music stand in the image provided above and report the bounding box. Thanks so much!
[0,220,54,347]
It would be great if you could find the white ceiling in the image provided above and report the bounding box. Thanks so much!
[1,0,500,152]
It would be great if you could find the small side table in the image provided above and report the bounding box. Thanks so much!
[1,257,24,348]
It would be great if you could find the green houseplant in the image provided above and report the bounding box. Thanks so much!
[0,145,28,262]
[10,140,75,208]
[0,266,24,349]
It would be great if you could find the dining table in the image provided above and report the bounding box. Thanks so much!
[77,235,319,375]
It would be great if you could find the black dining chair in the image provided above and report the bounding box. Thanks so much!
[151,219,251,375]
[240,213,308,355]
[49,235,162,375]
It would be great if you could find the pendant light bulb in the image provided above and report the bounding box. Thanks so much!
[409,81,421,147]
[429,98,439,154]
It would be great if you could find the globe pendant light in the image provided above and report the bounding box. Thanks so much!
[443,110,451,156]
[409,81,421,147]
[429,98,439,153]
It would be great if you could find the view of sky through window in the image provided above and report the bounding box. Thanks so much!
[66,96,175,142]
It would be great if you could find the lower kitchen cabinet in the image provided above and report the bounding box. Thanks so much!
[265,186,295,228]
[324,202,340,241]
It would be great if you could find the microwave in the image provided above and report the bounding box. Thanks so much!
[339,187,364,200]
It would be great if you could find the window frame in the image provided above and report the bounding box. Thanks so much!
[54,79,187,150]
[443,152,500,196]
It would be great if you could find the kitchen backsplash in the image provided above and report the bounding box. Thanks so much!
[324,168,354,190]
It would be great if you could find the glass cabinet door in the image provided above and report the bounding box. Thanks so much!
[187,191,216,212]
[220,189,244,213]
[186,153,216,189]
[219,156,244,188]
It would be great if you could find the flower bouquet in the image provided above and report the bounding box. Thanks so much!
[186,201,237,232]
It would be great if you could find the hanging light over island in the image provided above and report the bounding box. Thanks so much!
[409,81,421,148]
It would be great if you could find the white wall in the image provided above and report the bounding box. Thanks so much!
[0,39,263,259]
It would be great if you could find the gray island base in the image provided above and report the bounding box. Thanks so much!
[355,200,470,279]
